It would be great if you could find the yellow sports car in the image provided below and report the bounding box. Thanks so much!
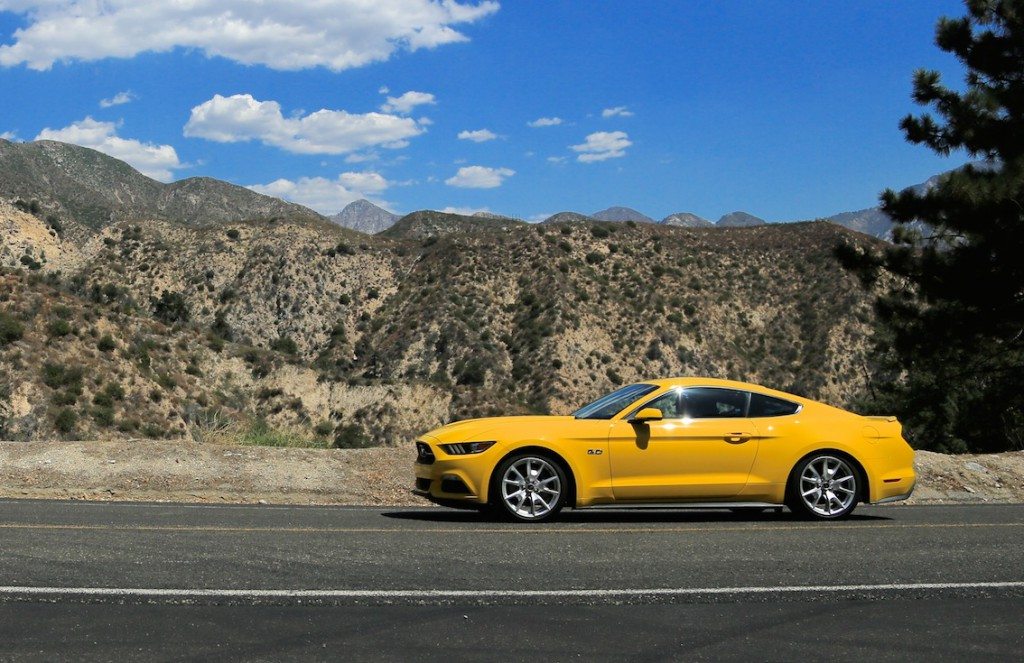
[413,378,915,521]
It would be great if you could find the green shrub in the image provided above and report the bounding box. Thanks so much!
[270,335,298,354]
[53,408,77,434]
[333,424,372,449]
[46,318,72,337]
[97,334,116,352]
[19,255,41,270]
[42,363,84,392]
[91,405,115,427]
[45,215,63,234]
[152,290,189,325]
[455,358,487,386]
[585,251,605,265]
[52,391,78,406]
[0,312,24,346]
[240,420,326,448]
[103,382,125,401]
[93,391,114,408]
[226,228,240,240]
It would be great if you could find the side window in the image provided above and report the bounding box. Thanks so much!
[748,392,800,417]
[682,388,749,419]
[638,390,684,419]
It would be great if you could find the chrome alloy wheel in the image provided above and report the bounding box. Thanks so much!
[799,455,857,517]
[500,456,562,520]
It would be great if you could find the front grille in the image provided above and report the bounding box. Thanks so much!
[415,477,432,491]
[416,442,435,465]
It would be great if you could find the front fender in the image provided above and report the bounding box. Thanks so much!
[483,439,608,506]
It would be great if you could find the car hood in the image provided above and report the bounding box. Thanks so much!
[422,415,574,444]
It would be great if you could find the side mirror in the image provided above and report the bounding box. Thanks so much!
[630,407,663,424]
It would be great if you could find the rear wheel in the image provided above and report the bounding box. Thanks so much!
[493,454,566,523]
[788,454,859,519]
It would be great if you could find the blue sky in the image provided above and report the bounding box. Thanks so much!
[0,1,967,221]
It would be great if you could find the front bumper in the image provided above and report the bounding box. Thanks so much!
[412,439,496,506]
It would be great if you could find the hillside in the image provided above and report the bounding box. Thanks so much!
[381,209,526,239]
[0,139,323,241]
[2,194,887,445]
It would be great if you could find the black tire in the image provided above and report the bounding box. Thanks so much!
[491,453,567,523]
[787,452,860,520]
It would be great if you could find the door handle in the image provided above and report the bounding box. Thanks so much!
[725,432,752,443]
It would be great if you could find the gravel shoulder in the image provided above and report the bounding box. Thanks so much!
[0,440,1021,506]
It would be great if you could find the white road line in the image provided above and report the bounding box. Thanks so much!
[0,581,1021,600]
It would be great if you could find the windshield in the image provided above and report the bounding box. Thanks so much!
[573,383,659,420]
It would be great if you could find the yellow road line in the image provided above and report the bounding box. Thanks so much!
[0,522,1020,534]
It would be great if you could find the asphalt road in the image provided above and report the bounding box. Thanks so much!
[0,500,1021,661]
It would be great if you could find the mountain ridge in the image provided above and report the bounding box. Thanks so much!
[0,138,324,241]
[1,138,953,244]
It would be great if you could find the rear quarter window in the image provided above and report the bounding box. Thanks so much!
[748,392,801,417]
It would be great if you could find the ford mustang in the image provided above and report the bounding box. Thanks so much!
[412,378,916,522]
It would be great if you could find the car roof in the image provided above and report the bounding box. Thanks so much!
[643,377,807,402]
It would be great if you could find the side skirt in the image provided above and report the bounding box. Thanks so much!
[577,501,784,510]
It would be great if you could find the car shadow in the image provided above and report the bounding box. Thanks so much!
[381,509,892,524]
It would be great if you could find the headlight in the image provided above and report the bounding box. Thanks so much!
[441,441,496,455]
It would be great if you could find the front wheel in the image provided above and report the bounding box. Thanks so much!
[788,454,859,520]
[493,454,566,523]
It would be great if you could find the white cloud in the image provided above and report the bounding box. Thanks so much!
[184,93,425,155]
[247,171,390,215]
[457,128,497,142]
[441,205,491,216]
[380,90,436,114]
[547,155,566,164]
[528,116,562,127]
[99,91,136,108]
[601,106,634,118]
[0,1,500,71]
[378,86,390,95]
[571,131,631,163]
[445,165,514,188]
[344,152,379,164]
[0,130,17,141]
[35,117,184,181]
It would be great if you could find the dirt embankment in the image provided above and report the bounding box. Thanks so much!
[0,440,1021,506]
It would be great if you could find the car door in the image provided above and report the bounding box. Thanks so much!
[608,387,759,500]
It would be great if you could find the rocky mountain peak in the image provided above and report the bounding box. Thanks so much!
[717,211,766,227]
[330,199,398,234]
[591,206,655,223]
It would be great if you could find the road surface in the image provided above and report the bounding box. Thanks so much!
[0,499,1021,660]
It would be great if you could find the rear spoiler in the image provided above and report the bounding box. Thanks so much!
[862,415,903,441]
